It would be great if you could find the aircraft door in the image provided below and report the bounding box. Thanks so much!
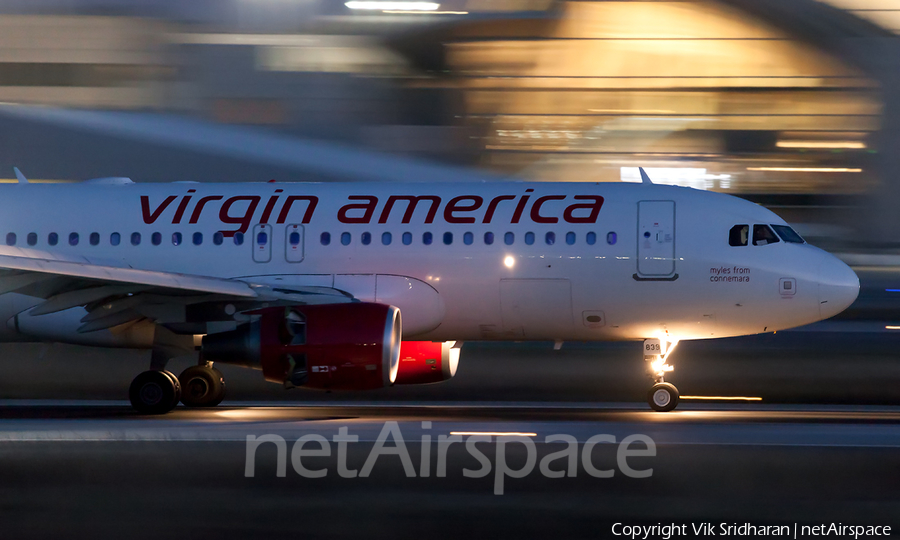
[285,224,305,263]
[252,224,272,263]
[636,200,676,279]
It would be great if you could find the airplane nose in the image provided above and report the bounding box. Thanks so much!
[818,257,860,319]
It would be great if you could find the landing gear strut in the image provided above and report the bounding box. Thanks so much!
[179,363,226,407]
[644,338,679,412]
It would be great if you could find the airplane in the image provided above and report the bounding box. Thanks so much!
[0,168,859,413]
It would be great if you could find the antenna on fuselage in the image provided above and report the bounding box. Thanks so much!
[13,167,27,184]
[639,167,653,185]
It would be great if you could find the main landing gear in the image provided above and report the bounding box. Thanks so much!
[179,364,226,408]
[129,327,228,414]
[643,338,680,412]
[129,363,227,414]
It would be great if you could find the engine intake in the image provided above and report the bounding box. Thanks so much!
[394,341,459,385]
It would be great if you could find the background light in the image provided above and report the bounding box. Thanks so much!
[345,1,440,10]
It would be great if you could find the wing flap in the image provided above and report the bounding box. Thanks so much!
[0,253,258,298]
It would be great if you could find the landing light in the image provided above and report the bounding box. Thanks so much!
[504,256,515,268]
[650,358,673,376]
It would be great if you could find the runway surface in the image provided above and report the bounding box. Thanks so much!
[0,401,897,539]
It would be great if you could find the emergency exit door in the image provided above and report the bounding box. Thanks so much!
[252,224,272,263]
[285,224,305,263]
[636,200,676,278]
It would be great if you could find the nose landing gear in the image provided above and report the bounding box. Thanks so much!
[644,338,680,412]
[648,382,679,412]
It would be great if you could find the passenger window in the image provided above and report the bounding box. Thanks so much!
[607,232,617,245]
[423,232,433,245]
[484,232,494,245]
[402,232,412,245]
[151,232,161,246]
[566,232,576,245]
[504,232,514,245]
[341,232,351,246]
[110,232,120,246]
[26,232,37,246]
[729,225,749,247]
[289,231,301,246]
[546,232,556,245]
[131,232,141,246]
[194,232,204,245]
[586,232,597,245]
[213,232,224,245]
[69,232,79,246]
[234,232,244,245]
[172,232,182,246]
[90,232,100,246]
[443,232,453,245]
[320,232,331,245]
[463,232,474,245]
[382,232,392,245]
[752,224,780,246]
[361,232,371,245]
[525,232,535,245]
[48,232,58,246]
[5,232,15,246]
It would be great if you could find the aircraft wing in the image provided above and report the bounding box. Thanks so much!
[0,251,354,333]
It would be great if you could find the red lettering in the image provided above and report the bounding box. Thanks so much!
[443,195,483,224]
[259,189,283,224]
[511,189,534,224]
[276,195,318,224]
[564,195,604,223]
[172,189,195,223]
[219,196,261,237]
[188,196,223,224]
[140,195,177,224]
[483,195,515,223]
[530,195,565,224]
[377,195,441,224]
[338,196,379,224]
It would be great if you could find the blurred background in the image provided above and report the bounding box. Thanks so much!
[0,0,895,247]
[0,0,898,403]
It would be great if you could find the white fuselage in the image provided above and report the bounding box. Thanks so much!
[0,181,859,346]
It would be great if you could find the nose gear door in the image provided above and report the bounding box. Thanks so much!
[636,200,676,279]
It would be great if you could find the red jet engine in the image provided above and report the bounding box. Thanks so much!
[202,303,401,390]
[394,340,459,385]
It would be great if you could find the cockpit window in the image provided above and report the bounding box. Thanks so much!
[729,225,749,247]
[771,224,805,244]
[752,224,780,246]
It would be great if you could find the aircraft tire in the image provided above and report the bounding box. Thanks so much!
[130,370,181,414]
[648,382,679,412]
[179,365,226,408]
